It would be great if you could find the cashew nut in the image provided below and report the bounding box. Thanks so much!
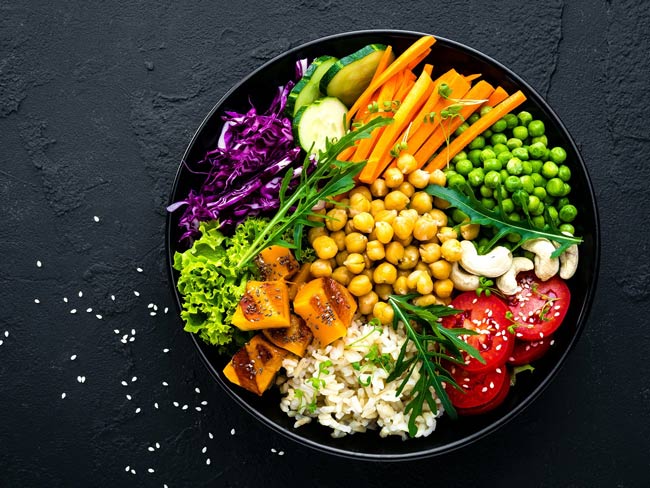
[496,257,534,295]
[450,262,480,291]
[521,238,559,281]
[553,232,579,280]
[459,240,513,278]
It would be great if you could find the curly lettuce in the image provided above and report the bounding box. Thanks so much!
[173,218,268,351]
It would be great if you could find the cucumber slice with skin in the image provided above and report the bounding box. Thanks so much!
[286,55,338,117]
[292,97,348,154]
[320,44,388,107]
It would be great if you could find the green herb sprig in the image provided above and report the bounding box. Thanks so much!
[235,116,393,268]
[385,295,485,437]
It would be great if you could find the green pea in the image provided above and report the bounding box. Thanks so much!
[543,194,555,206]
[480,105,493,117]
[455,159,473,175]
[481,197,496,210]
[512,126,529,141]
[453,151,468,163]
[558,165,571,182]
[468,149,482,165]
[530,159,544,173]
[531,135,548,146]
[507,213,522,223]
[542,161,559,178]
[506,157,524,175]
[562,182,571,196]
[549,146,567,164]
[452,208,469,223]
[531,173,546,188]
[512,190,529,207]
[483,158,502,172]
[484,170,501,189]
[492,142,509,154]
[517,111,533,126]
[533,186,547,200]
[499,169,509,183]
[505,175,522,192]
[498,151,513,165]
[468,113,480,124]
[529,141,547,159]
[468,168,485,186]
[511,146,529,161]
[521,160,533,175]
[520,175,535,193]
[502,198,515,213]
[494,185,509,200]
[528,120,545,137]
[546,177,565,197]
[480,184,494,197]
[506,138,523,150]
[532,215,546,229]
[506,232,522,243]
[527,194,541,212]
[491,118,507,133]
[447,174,466,189]
[483,129,493,138]
[557,197,570,209]
[530,200,545,216]
[504,113,519,129]
[491,134,508,146]
[455,122,470,136]
[468,136,486,150]
[479,148,496,162]
[559,223,575,235]
[546,205,559,224]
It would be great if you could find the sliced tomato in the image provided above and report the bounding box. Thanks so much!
[507,336,554,365]
[441,292,514,372]
[445,364,509,413]
[505,271,571,341]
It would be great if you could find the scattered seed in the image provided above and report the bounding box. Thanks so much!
[278,451,285,456]
[201,401,208,406]
[135,407,141,414]
[114,329,120,334]
[155,442,160,449]
[125,466,130,472]
[78,291,83,298]
[63,297,68,303]
[126,394,132,401]
[162,381,168,387]
[129,337,135,342]
[133,290,140,297]
[121,380,128,387]
[137,267,143,273]
[70,354,77,361]
[130,469,136,475]
[148,446,155,452]
[149,312,156,316]
[181,405,188,411]
[271,448,277,453]
[132,376,137,382]
[206,458,211,465]
[86,307,92,313]
[131,329,136,336]
[209,432,214,439]
[70,309,77,314]
[111,295,116,301]
[230,428,235,436]
[34,298,40,304]
[163,348,170,353]
[202,446,207,454]
[93,216,100,222]
[148,468,154,474]
[195,388,201,394]
[96,314,103,320]
[173,402,179,407]
[195,407,202,412]
[154,402,159,409]
[36,260,42,267]
[61,393,66,399]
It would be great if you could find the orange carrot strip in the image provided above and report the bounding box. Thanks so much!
[465,73,482,82]
[359,70,434,183]
[337,146,357,161]
[422,63,434,76]
[346,46,394,124]
[485,86,508,107]
[347,35,436,121]
[406,48,432,71]
[423,90,527,172]
[413,80,495,167]
[394,72,416,102]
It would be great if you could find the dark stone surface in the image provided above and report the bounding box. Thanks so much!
[0,0,647,486]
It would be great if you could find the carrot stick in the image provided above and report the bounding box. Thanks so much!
[406,48,432,71]
[337,146,356,161]
[347,35,436,121]
[346,46,394,124]
[465,73,482,82]
[423,90,527,172]
[422,63,434,76]
[413,80,495,167]
[394,72,416,102]
[359,70,434,183]
[485,86,508,107]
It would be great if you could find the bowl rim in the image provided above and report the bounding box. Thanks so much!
[165,28,601,461]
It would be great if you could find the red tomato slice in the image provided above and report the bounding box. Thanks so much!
[456,370,511,416]
[442,292,514,372]
[445,364,509,412]
[505,271,571,341]
[507,336,554,365]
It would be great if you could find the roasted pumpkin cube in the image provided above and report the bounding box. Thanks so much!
[231,280,291,331]
[255,246,300,281]
[262,314,314,357]
[293,277,357,346]
[223,335,288,396]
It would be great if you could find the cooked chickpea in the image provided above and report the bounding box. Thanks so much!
[366,240,385,261]
[437,226,458,243]
[331,266,352,286]
[413,294,439,307]
[307,226,328,244]
[370,178,389,198]
[335,250,349,267]
[384,167,404,188]
[310,259,332,278]
[440,238,462,262]
[392,276,409,295]
[344,220,356,234]
[374,209,398,224]
[362,253,373,269]
[360,267,374,280]
[407,169,430,189]
[398,181,415,198]
[373,302,394,325]
[398,245,420,270]
[349,186,372,201]
[409,191,433,215]
[433,196,451,209]
[433,278,454,298]
[428,208,448,227]
[460,223,481,240]
[384,191,409,211]
[358,291,379,315]
[373,262,397,285]
[429,259,452,280]
[415,261,430,274]
[344,253,366,274]
[396,152,418,174]
[348,274,373,297]
[330,230,346,251]
[428,169,446,187]
[413,215,438,242]
[385,241,405,265]
[394,235,414,247]
[325,207,348,232]
[349,192,371,217]
[352,212,375,234]
[374,221,394,244]
[312,235,338,260]
[400,208,419,224]
[369,199,385,216]
[345,232,367,253]
[374,283,392,300]
[419,242,441,263]
[407,270,434,295]
[392,215,414,240]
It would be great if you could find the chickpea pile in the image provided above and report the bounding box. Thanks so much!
[306,153,481,326]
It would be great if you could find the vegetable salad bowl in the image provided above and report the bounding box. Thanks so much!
[166,30,599,460]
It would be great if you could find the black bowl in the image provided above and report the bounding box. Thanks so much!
[165,30,600,460]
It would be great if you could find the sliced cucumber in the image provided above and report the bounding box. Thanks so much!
[286,55,338,117]
[292,97,348,154]
[319,44,389,107]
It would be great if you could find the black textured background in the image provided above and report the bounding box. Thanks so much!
[1,1,648,486]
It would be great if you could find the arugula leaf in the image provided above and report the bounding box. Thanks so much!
[425,183,582,258]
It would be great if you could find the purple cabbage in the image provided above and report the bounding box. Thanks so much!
[169,65,309,242]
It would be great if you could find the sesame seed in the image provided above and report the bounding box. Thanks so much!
[121,380,128,387]
[195,407,202,412]
[202,446,207,454]
[550,340,555,346]
[489,381,495,389]
[135,408,141,414]
[147,468,154,474]
[173,402,179,407]
[137,267,143,273]
[133,291,140,297]
[34,298,40,304]
[496,367,502,374]
[164,307,169,314]
[539,332,544,338]
[162,381,168,387]
[70,309,77,314]
[36,260,42,267]
[70,354,77,361]
[63,297,68,303]
[154,402,159,409]
[114,329,120,334]
[278,451,285,456]
[78,291,83,298]
[130,469,135,475]
[181,405,188,410]
[86,307,93,313]
[163,348,169,353]
[148,446,155,452]
[206,458,211,465]
[271,448,277,453]
[126,394,132,400]
[131,329,136,336]
[481,386,488,393]
[93,216,100,222]
[201,401,208,406]
[96,314,103,320]
[156,442,160,449]
[129,336,135,342]
[111,295,116,301]
[230,429,235,436]
[132,376,137,382]
[195,388,201,394]
[149,312,156,316]
[125,466,130,472]
[496,344,502,351]
[61,393,66,399]
[209,432,214,439]
[5,331,8,338]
